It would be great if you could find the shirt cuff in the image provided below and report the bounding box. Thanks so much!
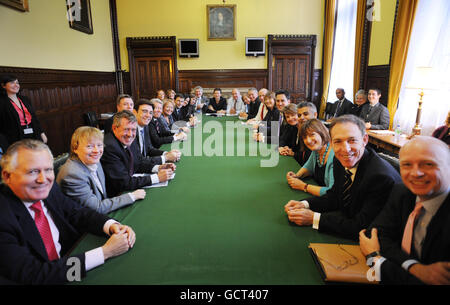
[312,212,321,230]
[301,200,309,209]
[151,165,160,173]
[160,155,166,164]
[402,259,420,271]
[103,219,119,236]
[127,192,136,202]
[85,247,105,272]
[151,174,160,184]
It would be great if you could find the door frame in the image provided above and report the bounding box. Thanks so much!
[126,36,178,100]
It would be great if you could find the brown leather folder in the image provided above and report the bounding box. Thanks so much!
[308,243,379,284]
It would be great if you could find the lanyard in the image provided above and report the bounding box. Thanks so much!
[10,97,29,127]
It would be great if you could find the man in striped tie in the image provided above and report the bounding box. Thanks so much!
[0,139,136,284]
[359,136,450,284]
[284,115,401,240]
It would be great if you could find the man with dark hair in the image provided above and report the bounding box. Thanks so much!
[360,136,450,284]
[103,94,135,133]
[359,88,390,130]
[0,139,136,284]
[330,88,353,118]
[101,110,175,197]
[284,114,401,240]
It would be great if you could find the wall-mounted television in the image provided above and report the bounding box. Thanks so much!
[245,37,266,57]
[179,39,199,58]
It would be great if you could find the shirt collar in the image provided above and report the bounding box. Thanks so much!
[416,188,449,215]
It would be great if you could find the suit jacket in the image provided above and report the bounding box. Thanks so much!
[279,124,298,149]
[369,184,450,284]
[306,147,402,240]
[330,98,353,117]
[0,183,110,284]
[148,117,175,148]
[134,125,165,158]
[247,98,261,120]
[56,157,134,214]
[359,102,390,130]
[101,132,159,197]
[0,94,43,148]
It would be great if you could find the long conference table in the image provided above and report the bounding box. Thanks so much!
[72,115,353,285]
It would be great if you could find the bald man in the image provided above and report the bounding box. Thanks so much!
[360,136,450,284]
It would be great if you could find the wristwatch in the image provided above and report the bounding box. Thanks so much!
[365,251,381,267]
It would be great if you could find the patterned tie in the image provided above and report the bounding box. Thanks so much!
[140,129,146,156]
[401,202,423,255]
[125,147,134,176]
[30,201,59,261]
[342,169,353,206]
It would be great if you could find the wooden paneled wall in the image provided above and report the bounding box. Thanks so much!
[365,65,390,106]
[0,66,118,156]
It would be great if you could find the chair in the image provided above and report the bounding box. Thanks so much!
[83,111,99,128]
[324,102,334,120]
[53,152,69,177]
[378,152,400,173]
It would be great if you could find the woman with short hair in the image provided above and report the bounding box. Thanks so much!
[56,126,146,213]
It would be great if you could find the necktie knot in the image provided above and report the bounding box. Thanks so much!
[30,201,43,213]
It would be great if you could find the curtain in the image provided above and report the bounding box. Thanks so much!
[319,0,337,119]
[386,0,419,129]
[353,0,366,98]
[393,0,450,136]
[326,0,357,104]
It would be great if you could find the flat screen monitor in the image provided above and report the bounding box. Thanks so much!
[179,39,199,58]
[245,37,265,56]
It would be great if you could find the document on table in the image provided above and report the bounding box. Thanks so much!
[370,130,395,135]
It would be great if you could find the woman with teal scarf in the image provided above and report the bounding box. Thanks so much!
[286,119,335,196]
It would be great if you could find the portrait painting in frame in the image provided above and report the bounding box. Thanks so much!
[207,5,236,41]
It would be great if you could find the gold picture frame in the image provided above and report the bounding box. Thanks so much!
[207,4,236,41]
[0,0,29,11]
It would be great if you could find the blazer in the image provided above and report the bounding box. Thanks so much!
[56,157,134,214]
[247,98,261,120]
[0,94,43,148]
[306,147,402,240]
[369,184,450,284]
[133,125,165,158]
[260,107,281,144]
[148,117,175,148]
[330,98,354,117]
[359,102,390,130]
[0,183,110,284]
[205,97,227,113]
[279,124,298,149]
[101,132,159,197]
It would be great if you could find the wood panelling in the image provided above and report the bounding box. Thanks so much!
[177,69,267,95]
[366,65,390,106]
[0,66,118,155]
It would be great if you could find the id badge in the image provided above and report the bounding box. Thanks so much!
[23,128,34,135]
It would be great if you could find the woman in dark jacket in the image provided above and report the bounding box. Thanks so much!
[0,74,47,149]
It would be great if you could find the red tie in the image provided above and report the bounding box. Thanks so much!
[30,201,59,261]
[401,202,423,255]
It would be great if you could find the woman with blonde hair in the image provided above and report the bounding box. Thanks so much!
[56,126,146,213]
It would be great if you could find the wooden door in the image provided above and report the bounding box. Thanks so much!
[127,36,178,100]
[134,56,173,99]
[267,35,316,104]
[271,54,309,103]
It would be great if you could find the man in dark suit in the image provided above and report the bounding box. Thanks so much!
[133,99,181,162]
[101,110,175,197]
[284,115,401,240]
[329,88,354,118]
[247,88,261,120]
[359,88,390,130]
[0,139,135,284]
[103,94,135,134]
[359,136,450,284]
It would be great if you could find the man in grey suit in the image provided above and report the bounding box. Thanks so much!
[359,88,390,130]
[193,86,209,112]
[57,126,146,214]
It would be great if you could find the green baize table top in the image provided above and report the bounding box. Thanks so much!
[72,115,352,285]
